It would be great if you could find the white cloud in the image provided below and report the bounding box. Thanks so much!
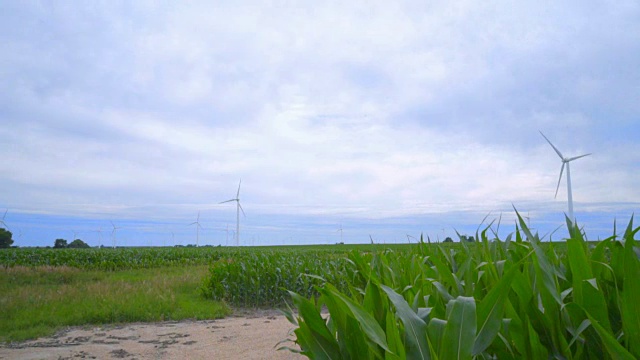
[1,1,638,244]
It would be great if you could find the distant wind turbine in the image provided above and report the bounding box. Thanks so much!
[110,221,121,248]
[336,223,343,243]
[0,209,9,231]
[189,211,203,247]
[220,180,245,246]
[540,131,591,226]
[96,227,103,247]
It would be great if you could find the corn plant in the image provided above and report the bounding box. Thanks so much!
[201,250,362,307]
[283,213,640,359]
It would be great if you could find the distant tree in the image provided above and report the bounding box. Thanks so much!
[0,228,13,248]
[68,239,90,248]
[54,239,68,248]
[460,235,475,243]
[443,237,453,243]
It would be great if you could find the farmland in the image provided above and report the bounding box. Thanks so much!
[1,215,639,359]
[0,243,409,342]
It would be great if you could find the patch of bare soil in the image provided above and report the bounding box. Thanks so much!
[0,310,304,360]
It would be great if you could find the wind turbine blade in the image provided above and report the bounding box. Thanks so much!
[554,163,565,199]
[539,131,564,159]
[236,180,242,198]
[197,211,200,221]
[2,209,6,219]
[238,202,246,217]
[219,199,236,204]
[567,153,591,162]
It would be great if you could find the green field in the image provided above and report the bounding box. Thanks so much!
[0,243,410,342]
[1,215,638,359]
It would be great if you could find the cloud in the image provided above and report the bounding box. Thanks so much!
[1,1,638,245]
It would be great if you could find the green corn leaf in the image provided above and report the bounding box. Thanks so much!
[427,318,446,356]
[288,291,341,359]
[587,312,636,360]
[429,254,458,297]
[621,219,640,357]
[325,283,391,354]
[381,284,431,360]
[567,232,612,333]
[527,320,549,360]
[386,310,406,360]
[473,262,519,355]
[441,296,476,360]
[567,319,591,348]
[295,320,340,360]
[319,286,357,359]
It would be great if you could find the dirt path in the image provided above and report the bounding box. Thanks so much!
[0,310,305,360]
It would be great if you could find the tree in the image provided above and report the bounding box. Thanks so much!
[0,228,13,248]
[460,235,476,243]
[68,239,90,248]
[443,237,453,243]
[54,239,68,248]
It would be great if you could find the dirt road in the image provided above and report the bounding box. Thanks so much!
[0,310,304,360]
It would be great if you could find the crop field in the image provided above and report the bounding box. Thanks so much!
[1,215,638,359]
[0,242,410,342]
[282,216,640,359]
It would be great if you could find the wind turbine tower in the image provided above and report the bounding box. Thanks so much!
[110,221,121,249]
[220,180,245,246]
[189,211,203,246]
[540,131,591,226]
[0,209,9,230]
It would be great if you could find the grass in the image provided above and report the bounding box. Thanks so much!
[0,265,230,342]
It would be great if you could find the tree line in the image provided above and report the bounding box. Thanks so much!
[0,228,91,249]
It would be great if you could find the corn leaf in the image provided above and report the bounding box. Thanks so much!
[621,218,640,357]
[325,283,391,354]
[441,296,476,360]
[473,262,519,355]
[381,284,431,360]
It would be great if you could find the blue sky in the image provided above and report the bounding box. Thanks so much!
[1,1,639,247]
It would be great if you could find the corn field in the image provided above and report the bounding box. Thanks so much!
[282,215,640,359]
[201,250,361,307]
[0,247,228,270]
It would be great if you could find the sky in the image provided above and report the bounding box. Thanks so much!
[1,1,639,247]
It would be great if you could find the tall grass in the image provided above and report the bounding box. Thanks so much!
[283,214,640,359]
[0,266,230,342]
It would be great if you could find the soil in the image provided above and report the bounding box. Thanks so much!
[0,310,305,360]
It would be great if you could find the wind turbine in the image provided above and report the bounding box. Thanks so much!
[220,180,245,246]
[189,211,203,247]
[96,227,103,247]
[1,209,10,231]
[110,221,121,249]
[540,131,591,226]
[336,223,343,243]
